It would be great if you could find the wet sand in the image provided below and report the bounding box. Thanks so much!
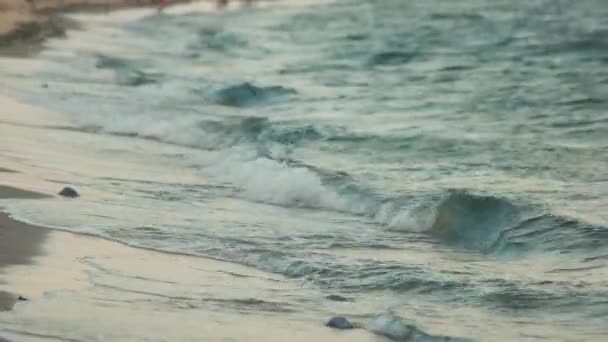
[0,185,375,341]
[0,91,375,342]
[0,186,51,200]
[0,2,378,340]
[0,188,50,313]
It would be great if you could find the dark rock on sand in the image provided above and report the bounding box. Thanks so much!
[59,186,79,198]
[326,316,354,330]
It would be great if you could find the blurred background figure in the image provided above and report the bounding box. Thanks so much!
[157,0,168,12]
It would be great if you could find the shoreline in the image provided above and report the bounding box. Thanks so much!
[0,2,375,340]
[0,76,372,340]
[0,184,373,341]
[0,187,50,313]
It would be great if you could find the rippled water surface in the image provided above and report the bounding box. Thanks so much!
[1,0,607,340]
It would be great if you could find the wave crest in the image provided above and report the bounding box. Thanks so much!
[429,190,519,251]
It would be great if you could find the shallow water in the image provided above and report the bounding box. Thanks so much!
[1,0,607,340]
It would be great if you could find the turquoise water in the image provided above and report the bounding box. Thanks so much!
[1,0,607,340]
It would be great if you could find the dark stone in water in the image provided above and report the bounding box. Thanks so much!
[325,294,352,302]
[18,296,28,301]
[326,316,354,330]
[59,187,79,198]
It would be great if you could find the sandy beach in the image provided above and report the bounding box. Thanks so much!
[0,103,376,341]
[2,0,606,340]
[0,14,378,339]
[0,0,383,327]
[0,188,48,311]
[0,196,373,341]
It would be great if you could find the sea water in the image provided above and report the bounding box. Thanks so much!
[0,0,607,340]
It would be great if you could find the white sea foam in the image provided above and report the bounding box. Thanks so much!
[62,104,435,234]
[204,155,346,210]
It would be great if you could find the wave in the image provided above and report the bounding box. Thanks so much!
[428,190,520,251]
[193,117,326,147]
[54,61,606,257]
[423,190,608,255]
[201,161,608,257]
[37,103,608,256]
[69,111,336,154]
[204,156,350,209]
[49,108,608,257]
[209,82,297,107]
[220,242,608,313]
